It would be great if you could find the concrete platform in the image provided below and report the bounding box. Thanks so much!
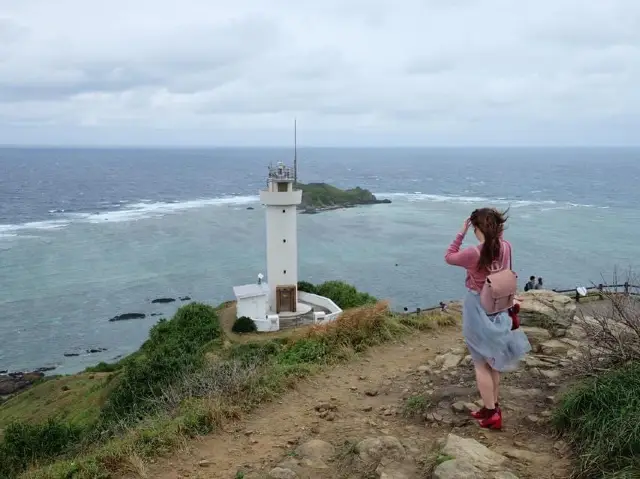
[277,302,312,320]
[277,302,313,329]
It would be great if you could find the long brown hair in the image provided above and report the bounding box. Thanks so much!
[470,208,508,270]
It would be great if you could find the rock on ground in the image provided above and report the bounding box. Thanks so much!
[268,467,298,479]
[356,436,406,464]
[440,434,506,470]
[520,327,552,351]
[295,439,335,461]
[433,459,486,479]
[518,290,576,329]
[434,434,519,479]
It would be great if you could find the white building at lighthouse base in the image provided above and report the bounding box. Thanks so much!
[233,280,342,332]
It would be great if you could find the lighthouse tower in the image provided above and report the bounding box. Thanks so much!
[232,121,342,332]
[259,162,302,314]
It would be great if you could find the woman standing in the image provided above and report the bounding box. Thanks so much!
[445,208,531,430]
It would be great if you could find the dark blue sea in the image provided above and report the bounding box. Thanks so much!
[1,147,639,374]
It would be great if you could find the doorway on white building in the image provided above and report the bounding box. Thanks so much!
[276,285,297,313]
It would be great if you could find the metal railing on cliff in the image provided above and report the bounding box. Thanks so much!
[399,282,640,316]
[552,282,640,302]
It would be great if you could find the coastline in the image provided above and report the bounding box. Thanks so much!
[299,198,392,214]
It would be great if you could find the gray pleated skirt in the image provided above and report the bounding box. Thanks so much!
[463,290,532,372]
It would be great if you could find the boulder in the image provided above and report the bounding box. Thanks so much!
[524,356,547,368]
[435,435,519,478]
[0,376,30,395]
[435,352,463,370]
[151,297,176,304]
[0,370,43,395]
[539,340,571,356]
[268,467,298,479]
[520,327,551,351]
[109,313,146,322]
[376,460,417,479]
[356,436,406,464]
[295,439,335,461]
[441,434,506,470]
[433,459,484,479]
[518,291,576,330]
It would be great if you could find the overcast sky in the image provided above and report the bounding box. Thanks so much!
[1,0,639,146]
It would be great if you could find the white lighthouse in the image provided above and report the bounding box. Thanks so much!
[260,162,302,314]
[232,123,343,332]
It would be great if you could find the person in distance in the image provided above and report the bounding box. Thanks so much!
[445,208,531,430]
[524,276,536,292]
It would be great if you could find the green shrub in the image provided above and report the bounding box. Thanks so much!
[297,281,317,294]
[553,361,640,477]
[297,280,377,309]
[100,303,222,422]
[143,303,222,355]
[175,398,218,437]
[315,280,377,309]
[228,341,283,365]
[232,316,257,334]
[278,339,330,365]
[0,418,85,478]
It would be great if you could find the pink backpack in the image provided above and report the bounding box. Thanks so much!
[479,242,518,315]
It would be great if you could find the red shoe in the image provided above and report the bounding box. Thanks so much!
[471,404,500,419]
[478,410,502,430]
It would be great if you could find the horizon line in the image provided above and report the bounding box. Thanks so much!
[1,144,639,149]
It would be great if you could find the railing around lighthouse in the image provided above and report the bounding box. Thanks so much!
[267,163,295,181]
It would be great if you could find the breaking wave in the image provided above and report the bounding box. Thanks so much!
[0,191,608,239]
[377,192,604,209]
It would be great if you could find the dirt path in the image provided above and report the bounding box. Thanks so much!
[143,325,572,479]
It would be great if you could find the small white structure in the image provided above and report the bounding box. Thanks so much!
[233,159,342,331]
[233,282,269,320]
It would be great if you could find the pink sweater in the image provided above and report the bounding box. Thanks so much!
[445,233,512,292]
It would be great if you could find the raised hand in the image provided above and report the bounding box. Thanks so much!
[460,218,471,236]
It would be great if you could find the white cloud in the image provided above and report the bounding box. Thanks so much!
[0,0,639,145]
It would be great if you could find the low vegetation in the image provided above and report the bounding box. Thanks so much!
[553,362,640,477]
[0,281,454,479]
[553,292,640,477]
[297,279,377,309]
[232,316,258,334]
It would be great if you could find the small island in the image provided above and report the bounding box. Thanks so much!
[297,182,391,214]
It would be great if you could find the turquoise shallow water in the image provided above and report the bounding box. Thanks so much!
[1,147,639,374]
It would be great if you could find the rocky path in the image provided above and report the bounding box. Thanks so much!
[144,291,582,479]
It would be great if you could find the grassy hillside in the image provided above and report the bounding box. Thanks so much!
[0,374,109,430]
[1,281,456,479]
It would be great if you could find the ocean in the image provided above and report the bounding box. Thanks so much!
[1,147,639,375]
